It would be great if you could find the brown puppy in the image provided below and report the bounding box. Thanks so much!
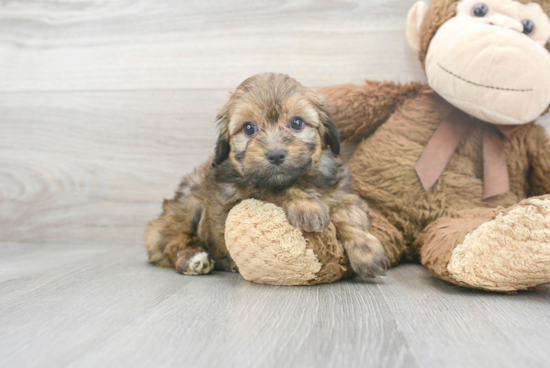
[145,73,387,277]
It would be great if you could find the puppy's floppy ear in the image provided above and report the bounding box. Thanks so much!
[213,129,230,167]
[212,100,232,167]
[323,114,340,156]
[314,98,340,156]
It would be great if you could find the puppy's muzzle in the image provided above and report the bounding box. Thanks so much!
[266,149,287,166]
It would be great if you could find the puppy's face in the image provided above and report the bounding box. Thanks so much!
[213,73,339,191]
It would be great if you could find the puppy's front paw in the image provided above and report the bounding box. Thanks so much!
[285,200,330,233]
[176,252,215,275]
[346,234,387,277]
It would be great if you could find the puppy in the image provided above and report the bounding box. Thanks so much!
[145,73,387,277]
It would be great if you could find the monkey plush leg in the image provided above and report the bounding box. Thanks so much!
[368,209,408,267]
[418,196,550,292]
[330,195,388,277]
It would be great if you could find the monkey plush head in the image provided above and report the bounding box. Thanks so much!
[407,0,550,125]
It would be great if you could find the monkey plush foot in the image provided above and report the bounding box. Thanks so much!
[447,196,550,292]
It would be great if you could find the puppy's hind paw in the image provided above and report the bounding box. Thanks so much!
[176,252,215,275]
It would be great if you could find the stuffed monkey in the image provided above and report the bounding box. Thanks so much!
[319,0,550,292]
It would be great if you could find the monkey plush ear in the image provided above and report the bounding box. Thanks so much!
[406,1,429,51]
[323,117,341,157]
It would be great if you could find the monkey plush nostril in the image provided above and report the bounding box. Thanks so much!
[266,149,287,166]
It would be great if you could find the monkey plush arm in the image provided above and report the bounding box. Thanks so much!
[527,124,550,196]
[318,80,425,142]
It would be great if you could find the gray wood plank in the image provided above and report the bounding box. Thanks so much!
[69,279,418,368]
[0,90,224,243]
[0,243,418,368]
[0,242,122,283]
[379,265,550,368]
[0,0,425,92]
[1,243,549,368]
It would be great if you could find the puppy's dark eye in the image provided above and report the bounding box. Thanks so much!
[472,3,489,17]
[243,122,257,136]
[289,117,304,131]
[522,19,535,35]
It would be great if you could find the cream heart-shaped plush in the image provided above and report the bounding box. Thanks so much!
[225,199,352,285]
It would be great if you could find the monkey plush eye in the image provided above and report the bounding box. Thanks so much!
[243,122,257,136]
[289,117,305,131]
[472,3,489,17]
[522,19,535,35]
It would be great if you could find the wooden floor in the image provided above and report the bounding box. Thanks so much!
[2,0,550,367]
[0,242,549,368]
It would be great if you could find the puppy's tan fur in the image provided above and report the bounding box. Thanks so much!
[145,73,387,276]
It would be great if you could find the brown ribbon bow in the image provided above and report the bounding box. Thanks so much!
[415,108,522,200]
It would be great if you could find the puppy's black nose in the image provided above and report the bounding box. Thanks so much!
[266,149,287,166]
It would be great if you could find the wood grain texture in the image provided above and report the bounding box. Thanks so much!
[0,0,549,243]
[0,90,225,243]
[0,243,548,368]
[0,0,425,91]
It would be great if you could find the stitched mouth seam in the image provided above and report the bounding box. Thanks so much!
[437,63,532,92]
